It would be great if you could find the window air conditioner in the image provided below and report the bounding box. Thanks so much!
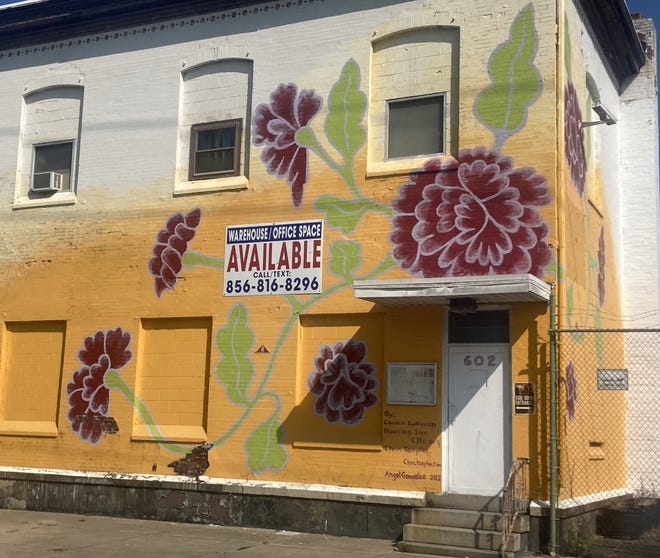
[31,172,63,192]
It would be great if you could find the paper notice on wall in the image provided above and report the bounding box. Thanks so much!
[514,382,536,414]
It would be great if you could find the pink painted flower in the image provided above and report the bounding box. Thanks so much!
[252,83,322,207]
[390,148,552,278]
[148,209,201,297]
[307,339,378,425]
[564,81,586,196]
[598,226,605,307]
[565,361,577,422]
[66,328,132,444]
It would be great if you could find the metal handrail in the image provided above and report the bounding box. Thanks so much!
[501,457,530,557]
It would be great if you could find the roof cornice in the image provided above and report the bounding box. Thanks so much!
[577,0,646,88]
[0,0,265,51]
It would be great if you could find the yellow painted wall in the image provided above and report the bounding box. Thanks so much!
[0,0,566,496]
[556,2,627,499]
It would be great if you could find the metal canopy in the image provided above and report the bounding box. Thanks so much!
[353,273,551,306]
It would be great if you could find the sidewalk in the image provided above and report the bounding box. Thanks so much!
[0,509,404,558]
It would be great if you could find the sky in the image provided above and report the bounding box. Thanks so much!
[628,0,660,23]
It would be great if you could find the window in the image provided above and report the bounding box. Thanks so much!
[585,72,604,210]
[189,120,241,180]
[175,56,253,195]
[368,26,458,175]
[14,83,83,207]
[387,94,444,159]
[0,321,66,437]
[448,310,510,344]
[132,317,212,443]
[32,141,74,191]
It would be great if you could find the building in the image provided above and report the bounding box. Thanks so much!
[0,0,656,554]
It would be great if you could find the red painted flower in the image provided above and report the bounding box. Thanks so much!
[148,209,201,297]
[78,328,132,369]
[564,81,586,196]
[565,361,577,422]
[307,339,378,425]
[252,83,322,207]
[390,148,552,278]
[66,328,132,444]
[598,226,605,307]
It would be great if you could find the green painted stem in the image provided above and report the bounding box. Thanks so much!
[255,253,397,396]
[298,127,393,217]
[104,369,191,454]
[296,127,342,174]
[338,165,393,217]
[209,400,256,447]
[183,251,224,269]
[210,254,397,447]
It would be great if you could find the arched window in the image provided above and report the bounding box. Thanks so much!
[175,58,253,194]
[369,26,459,175]
[18,84,83,202]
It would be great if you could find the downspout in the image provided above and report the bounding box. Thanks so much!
[549,287,559,556]
[550,0,566,554]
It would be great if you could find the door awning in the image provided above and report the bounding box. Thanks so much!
[353,273,551,306]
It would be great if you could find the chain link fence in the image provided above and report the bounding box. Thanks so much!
[556,328,660,548]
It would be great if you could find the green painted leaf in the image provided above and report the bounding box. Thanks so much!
[546,257,566,281]
[564,16,572,78]
[585,96,592,160]
[566,283,574,321]
[325,59,367,164]
[330,240,361,280]
[215,304,255,405]
[315,195,368,233]
[594,307,604,367]
[566,284,585,343]
[474,4,541,148]
[246,410,287,473]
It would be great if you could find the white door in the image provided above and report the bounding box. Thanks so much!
[445,344,510,495]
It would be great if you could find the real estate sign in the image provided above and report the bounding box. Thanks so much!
[224,219,323,296]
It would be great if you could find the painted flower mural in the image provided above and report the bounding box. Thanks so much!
[148,208,201,297]
[564,81,586,196]
[598,226,606,307]
[67,328,132,444]
[307,339,378,425]
[565,361,577,422]
[390,148,552,278]
[130,3,549,473]
[252,83,322,207]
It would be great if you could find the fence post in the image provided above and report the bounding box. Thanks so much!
[549,285,559,555]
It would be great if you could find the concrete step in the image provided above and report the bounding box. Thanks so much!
[397,540,505,558]
[427,493,503,513]
[412,507,530,532]
[403,523,522,552]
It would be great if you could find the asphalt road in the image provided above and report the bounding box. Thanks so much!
[0,509,406,558]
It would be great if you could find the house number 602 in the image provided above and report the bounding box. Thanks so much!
[463,354,496,366]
